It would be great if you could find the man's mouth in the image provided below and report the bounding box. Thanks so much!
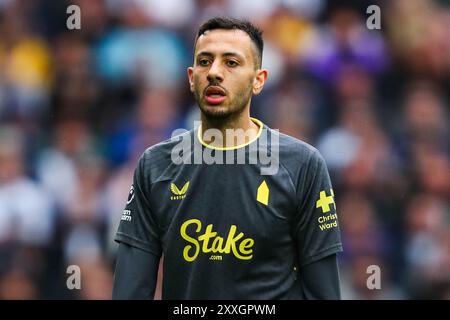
[204,86,227,105]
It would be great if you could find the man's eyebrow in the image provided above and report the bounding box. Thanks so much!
[196,51,245,60]
[222,52,245,60]
[196,51,214,58]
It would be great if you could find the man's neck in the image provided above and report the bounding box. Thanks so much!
[200,113,260,149]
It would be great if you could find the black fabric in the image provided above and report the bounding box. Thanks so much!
[114,119,343,299]
[298,253,341,299]
[112,242,160,300]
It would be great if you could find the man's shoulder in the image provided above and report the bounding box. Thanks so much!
[267,127,322,165]
[136,129,194,177]
[142,129,194,159]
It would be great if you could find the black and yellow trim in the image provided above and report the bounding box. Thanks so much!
[197,117,264,151]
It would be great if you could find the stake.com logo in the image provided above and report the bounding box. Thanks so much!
[180,219,254,262]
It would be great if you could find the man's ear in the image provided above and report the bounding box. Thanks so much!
[187,67,194,93]
[253,69,268,95]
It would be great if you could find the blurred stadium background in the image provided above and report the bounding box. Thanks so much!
[0,0,448,300]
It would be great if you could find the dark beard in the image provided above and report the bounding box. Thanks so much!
[200,106,236,120]
[194,85,253,122]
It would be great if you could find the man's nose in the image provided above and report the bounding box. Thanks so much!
[207,60,224,83]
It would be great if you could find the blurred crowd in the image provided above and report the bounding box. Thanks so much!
[0,0,448,300]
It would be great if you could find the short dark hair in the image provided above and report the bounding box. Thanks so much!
[195,17,264,68]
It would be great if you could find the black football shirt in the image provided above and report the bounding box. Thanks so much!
[115,118,343,299]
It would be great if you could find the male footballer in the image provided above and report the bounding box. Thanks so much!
[112,17,343,299]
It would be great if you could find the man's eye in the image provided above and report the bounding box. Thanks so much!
[226,60,238,67]
[199,59,210,66]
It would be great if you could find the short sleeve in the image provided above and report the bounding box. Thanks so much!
[294,150,343,267]
[115,154,162,256]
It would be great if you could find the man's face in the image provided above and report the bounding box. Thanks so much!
[188,29,266,120]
